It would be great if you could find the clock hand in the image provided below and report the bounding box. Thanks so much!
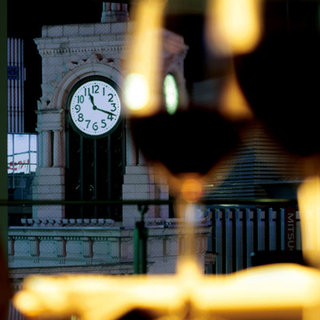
[89,93,116,117]
[94,106,117,117]
[88,93,97,108]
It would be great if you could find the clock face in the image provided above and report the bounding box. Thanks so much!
[68,77,121,137]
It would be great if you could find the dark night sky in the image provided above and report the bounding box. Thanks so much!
[8,0,107,132]
[8,0,215,132]
[8,0,320,133]
[8,0,109,37]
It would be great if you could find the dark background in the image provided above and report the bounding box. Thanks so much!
[7,0,210,133]
[8,0,104,132]
[10,0,319,134]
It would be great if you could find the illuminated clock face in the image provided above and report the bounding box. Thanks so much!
[68,77,121,137]
[163,74,179,115]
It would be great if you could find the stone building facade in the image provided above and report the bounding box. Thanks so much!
[31,3,188,227]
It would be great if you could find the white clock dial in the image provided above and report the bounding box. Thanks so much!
[68,78,121,137]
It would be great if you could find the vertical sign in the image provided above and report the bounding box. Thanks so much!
[285,208,297,251]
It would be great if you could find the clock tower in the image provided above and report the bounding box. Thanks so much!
[32,2,187,226]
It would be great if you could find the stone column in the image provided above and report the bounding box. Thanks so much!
[41,130,52,167]
[125,121,137,166]
[32,111,65,220]
[122,113,171,226]
[53,130,62,167]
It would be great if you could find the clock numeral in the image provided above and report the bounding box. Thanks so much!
[84,88,89,96]
[92,85,99,94]
[110,103,117,112]
[101,119,107,128]
[84,120,99,131]
[78,113,84,122]
[107,113,115,121]
[92,122,98,131]
[77,95,84,103]
[75,104,81,113]
[108,93,114,102]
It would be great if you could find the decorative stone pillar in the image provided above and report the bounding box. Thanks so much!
[41,130,52,168]
[122,165,170,227]
[125,121,137,166]
[32,110,65,220]
[53,130,62,167]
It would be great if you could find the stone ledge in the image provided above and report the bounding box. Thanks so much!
[9,262,135,283]
[33,175,65,185]
[41,22,128,38]
[36,167,65,176]
[123,175,150,184]
[124,165,149,175]
[20,218,116,227]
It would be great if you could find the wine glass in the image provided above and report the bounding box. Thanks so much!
[12,2,320,320]
[122,0,253,273]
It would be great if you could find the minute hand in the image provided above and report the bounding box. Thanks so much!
[93,105,116,117]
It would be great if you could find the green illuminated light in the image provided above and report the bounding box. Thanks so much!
[163,74,179,115]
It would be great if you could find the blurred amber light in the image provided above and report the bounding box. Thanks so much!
[14,263,320,320]
[206,0,263,55]
[180,176,203,203]
[123,0,167,117]
[219,70,253,121]
[123,73,149,110]
[298,176,320,268]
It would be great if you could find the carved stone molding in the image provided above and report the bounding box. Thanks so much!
[37,45,125,58]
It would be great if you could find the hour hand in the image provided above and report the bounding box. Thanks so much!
[88,94,96,107]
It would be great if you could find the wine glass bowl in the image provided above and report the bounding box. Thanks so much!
[124,0,258,271]
[129,107,241,177]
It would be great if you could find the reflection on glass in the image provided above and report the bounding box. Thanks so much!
[206,0,263,55]
[7,134,37,174]
[123,0,167,117]
[298,175,320,268]
[163,74,179,115]
[123,73,150,111]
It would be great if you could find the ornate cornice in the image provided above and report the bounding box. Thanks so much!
[35,32,127,57]
[66,52,120,71]
[38,45,125,57]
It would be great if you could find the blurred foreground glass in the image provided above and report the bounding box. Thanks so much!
[13,262,320,319]
[123,0,252,271]
[298,175,320,268]
[123,0,167,117]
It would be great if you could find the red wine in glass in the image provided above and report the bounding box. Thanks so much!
[129,108,240,177]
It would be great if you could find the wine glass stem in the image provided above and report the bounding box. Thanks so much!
[177,199,198,264]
